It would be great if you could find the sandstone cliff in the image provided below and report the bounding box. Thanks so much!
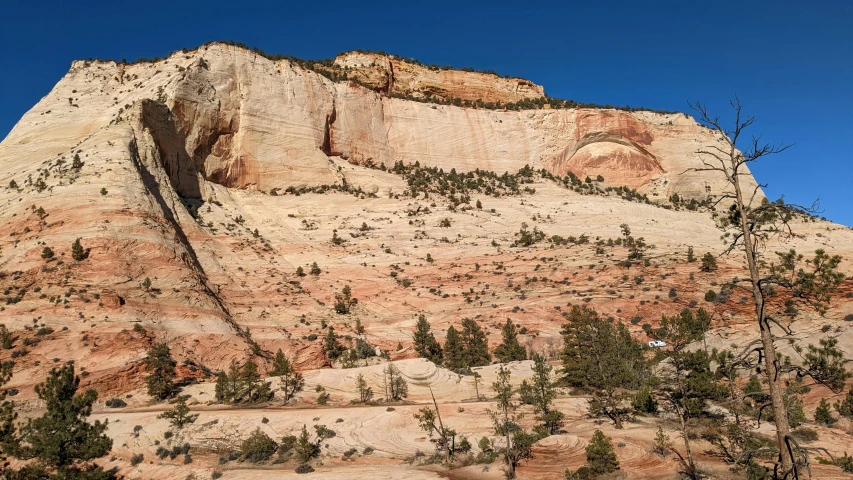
[2,43,757,198]
[0,41,849,389]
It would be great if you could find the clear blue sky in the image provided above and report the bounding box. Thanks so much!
[1,0,850,225]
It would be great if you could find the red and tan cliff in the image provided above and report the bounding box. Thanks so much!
[1,41,850,389]
[2,43,757,199]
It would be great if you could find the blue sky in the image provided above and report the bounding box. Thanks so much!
[1,0,850,225]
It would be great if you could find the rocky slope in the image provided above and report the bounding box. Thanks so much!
[0,42,851,479]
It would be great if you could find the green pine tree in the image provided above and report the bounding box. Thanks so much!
[815,398,836,426]
[836,387,853,418]
[460,319,490,368]
[443,326,465,372]
[651,308,728,477]
[214,370,232,403]
[71,238,88,261]
[144,343,177,400]
[323,327,345,361]
[700,252,717,271]
[412,315,443,364]
[488,365,535,478]
[294,425,320,463]
[215,359,242,403]
[241,428,277,463]
[0,325,12,350]
[269,349,289,376]
[493,319,527,363]
[584,429,619,475]
[237,359,273,404]
[521,354,562,435]
[274,352,304,402]
[561,306,646,429]
[384,363,409,401]
[19,362,113,478]
[158,396,198,429]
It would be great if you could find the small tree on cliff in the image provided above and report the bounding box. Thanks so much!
[71,238,88,261]
[144,343,177,400]
[334,286,356,314]
[689,98,847,476]
[323,327,346,362]
[566,430,620,479]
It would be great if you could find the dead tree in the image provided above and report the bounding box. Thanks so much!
[688,98,846,479]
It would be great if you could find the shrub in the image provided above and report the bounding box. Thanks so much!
[791,427,819,442]
[35,327,54,336]
[632,386,657,414]
[0,325,11,349]
[704,290,717,302]
[71,238,88,261]
[295,464,315,474]
[130,453,144,466]
[105,398,127,408]
[700,252,717,271]
[333,286,355,314]
[241,428,278,463]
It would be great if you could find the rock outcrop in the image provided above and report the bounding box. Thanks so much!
[2,43,757,199]
[333,51,545,103]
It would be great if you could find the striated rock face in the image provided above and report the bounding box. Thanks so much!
[3,41,849,393]
[2,43,757,199]
[333,51,545,103]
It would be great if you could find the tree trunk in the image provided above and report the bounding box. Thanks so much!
[678,408,697,479]
[474,375,480,400]
[504,405,514,478]
[613,415,623,429]
[730,150,795,475]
